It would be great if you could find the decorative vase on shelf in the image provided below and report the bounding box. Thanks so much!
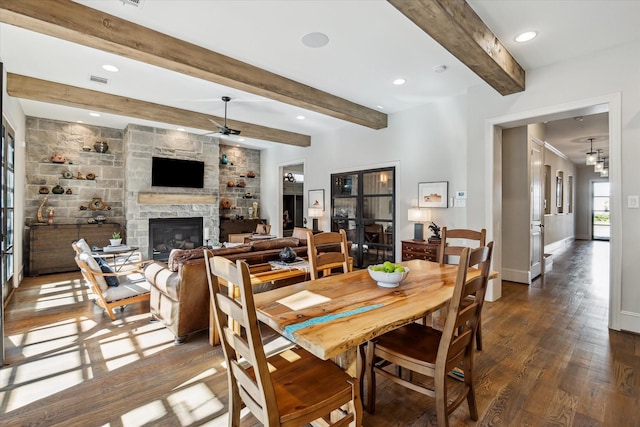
[94,140,109,153]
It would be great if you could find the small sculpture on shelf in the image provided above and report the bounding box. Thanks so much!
[428,222,441,243]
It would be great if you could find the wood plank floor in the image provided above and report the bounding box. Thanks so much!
[1,240,638,426]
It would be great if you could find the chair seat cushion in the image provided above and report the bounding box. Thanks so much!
[102,273,150,302]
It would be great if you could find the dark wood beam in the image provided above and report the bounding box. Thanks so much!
[387,0,525,95]
[6,73,310,147]
[0,0,386,129]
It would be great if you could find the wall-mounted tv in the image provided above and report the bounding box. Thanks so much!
[152,156,205,188]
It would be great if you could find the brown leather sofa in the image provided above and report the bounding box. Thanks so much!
[144,236,347,345]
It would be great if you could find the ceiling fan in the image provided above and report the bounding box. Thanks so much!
[207,96,241,136]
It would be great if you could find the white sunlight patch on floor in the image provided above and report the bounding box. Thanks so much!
[120,400,167,426]
[174,368,218,389]
[35,280,90,310]
[168,382,225,426]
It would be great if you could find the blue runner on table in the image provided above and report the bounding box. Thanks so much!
[283,303,384,340]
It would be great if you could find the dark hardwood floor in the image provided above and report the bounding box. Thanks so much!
[1,240,638,426]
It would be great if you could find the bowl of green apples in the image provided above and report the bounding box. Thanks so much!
[367,261,410,288]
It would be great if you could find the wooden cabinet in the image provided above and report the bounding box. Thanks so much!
[401,240,439,262]
[219,218,265,243]
[27,223,121,276]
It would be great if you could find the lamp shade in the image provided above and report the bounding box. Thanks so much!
[594,160,604,173]
[408,207,431,222]
[586,151,597,165]
[308,208,323,219]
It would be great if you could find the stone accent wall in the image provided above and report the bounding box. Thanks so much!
[218,145,262,221]
[123,124,220,256]
[24,117,125,225]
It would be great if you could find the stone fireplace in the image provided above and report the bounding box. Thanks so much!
[149,217,203,261]
[122,124,220,258]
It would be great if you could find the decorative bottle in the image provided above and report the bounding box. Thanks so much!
[48,208,54,225]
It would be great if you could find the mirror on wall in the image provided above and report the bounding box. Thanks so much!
[556,171,564,213]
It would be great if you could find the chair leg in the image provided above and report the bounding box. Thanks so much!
[465,360,478,421]
[475,314,483,351]
[228,375,242,427]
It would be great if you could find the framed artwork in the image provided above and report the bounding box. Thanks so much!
[308,189,325,210]
[418,181,448,208]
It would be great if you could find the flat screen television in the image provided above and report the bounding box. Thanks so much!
[152,156,205,188]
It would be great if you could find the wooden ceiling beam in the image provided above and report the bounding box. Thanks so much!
[387,0,525,95]
[7,73,311,147]
[0,0,386,130]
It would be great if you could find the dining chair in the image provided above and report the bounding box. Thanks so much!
[204,254,360,427]
[306,229,351,280]
[365,243,493,427]
[437,227,487,350]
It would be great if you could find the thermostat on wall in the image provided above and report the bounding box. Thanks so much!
[456,190,467,199]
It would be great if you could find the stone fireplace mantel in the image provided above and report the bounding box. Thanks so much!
[137,193,217,205]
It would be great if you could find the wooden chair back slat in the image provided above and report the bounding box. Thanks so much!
[307,229,350,280]
[438,227,486,264]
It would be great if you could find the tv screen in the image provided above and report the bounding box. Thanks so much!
[152,157,205,188]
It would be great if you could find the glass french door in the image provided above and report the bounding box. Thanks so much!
[2,113,16,364]
[592,181,610,240]
[331,167,395,268]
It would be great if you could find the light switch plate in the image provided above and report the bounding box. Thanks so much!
[629,195,639,208]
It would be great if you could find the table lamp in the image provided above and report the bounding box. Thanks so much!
[408,207,431,241]
[308,208,323,231]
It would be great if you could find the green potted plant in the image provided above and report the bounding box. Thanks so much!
[110,231,122,246]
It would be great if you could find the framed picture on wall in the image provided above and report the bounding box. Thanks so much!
[418,181,448,208]
[308,189,325,210]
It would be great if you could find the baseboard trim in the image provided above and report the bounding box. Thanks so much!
[501,268,530,284]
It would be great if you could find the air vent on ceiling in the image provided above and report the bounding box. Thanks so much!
[121,0,144,7]
[89,75,109,85]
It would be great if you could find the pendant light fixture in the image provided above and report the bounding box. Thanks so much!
[594,150,604,173]
[600,157,609,177]
[585,138,597,165]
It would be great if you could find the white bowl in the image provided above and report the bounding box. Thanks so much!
[367,266,410,288]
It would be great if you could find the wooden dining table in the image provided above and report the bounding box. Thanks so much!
[253,259,492,376]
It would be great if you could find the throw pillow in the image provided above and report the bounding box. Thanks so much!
[96,257,120,287]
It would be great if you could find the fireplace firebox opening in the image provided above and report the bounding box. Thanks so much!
[149,217,203,261]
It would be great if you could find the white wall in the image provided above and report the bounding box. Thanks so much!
[261,94,469,262]
[466,40,640,332]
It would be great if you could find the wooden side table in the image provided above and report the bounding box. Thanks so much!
[401,239,439,262]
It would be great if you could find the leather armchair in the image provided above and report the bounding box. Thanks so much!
[144,251,212,345]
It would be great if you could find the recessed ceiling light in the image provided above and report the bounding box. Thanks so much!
[433,65,447,73]
[393,78,407,85]
[77,120,84,123]
[296,115,306,120]
[376,105,384,110]
[238,138,245,142]
[89,112,101,117]
[102,64,119,72]
[301,32,329,48]
[515,31,537,43]
[177,128,185,131]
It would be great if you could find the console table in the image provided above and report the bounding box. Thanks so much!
[27,223,121,276]
[401,239,439,262]
[219,218,265,242]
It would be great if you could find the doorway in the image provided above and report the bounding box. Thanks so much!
[331,167,395,268]
[592,181,610,240]
[281,164,304,237]
[488,93,620,329]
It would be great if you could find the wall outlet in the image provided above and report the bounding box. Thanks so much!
[629,195,639,208]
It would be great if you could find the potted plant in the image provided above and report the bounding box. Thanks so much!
[110,232,122,246]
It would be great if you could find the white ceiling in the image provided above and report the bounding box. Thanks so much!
[2,0,639,158]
